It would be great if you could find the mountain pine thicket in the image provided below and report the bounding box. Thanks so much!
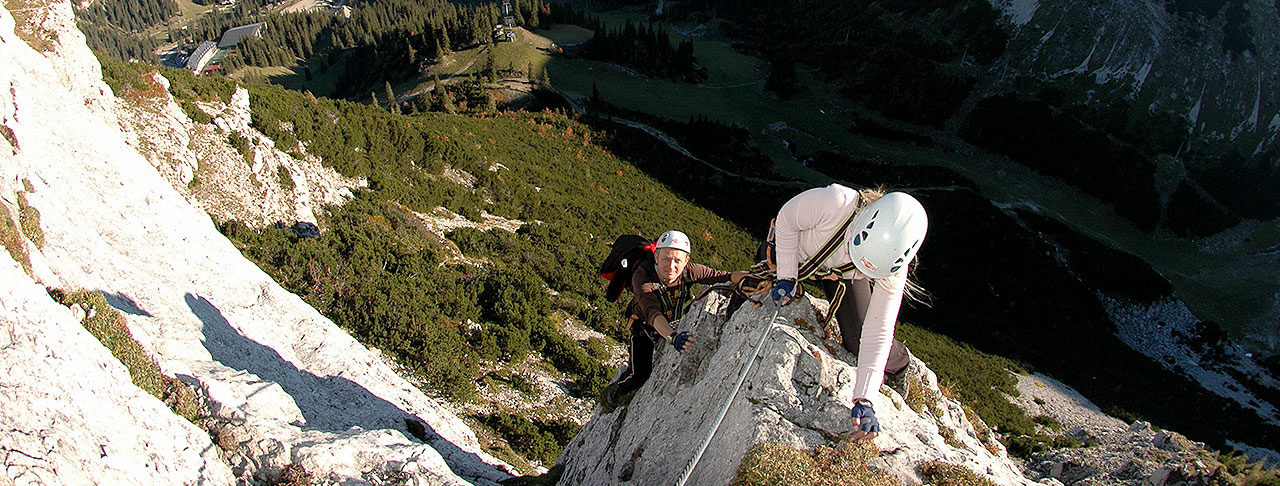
[101,60,758,406]
[74,0,177,61]
[581,20,701,81]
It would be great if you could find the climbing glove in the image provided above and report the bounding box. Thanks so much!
[771,279,796,305]
[851,399,880,436]
[671,331,693,352]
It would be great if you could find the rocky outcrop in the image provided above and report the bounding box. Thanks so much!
[556,294,1036,485]
[1013,373,1255,484]
[0,1,511,484]
[113,73,365,228]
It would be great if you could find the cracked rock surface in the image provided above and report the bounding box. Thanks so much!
[0,257,234,485]
[556,294,1038,485]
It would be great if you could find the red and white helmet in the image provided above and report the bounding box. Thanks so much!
[847,192,928,279]
[656,230,691,255]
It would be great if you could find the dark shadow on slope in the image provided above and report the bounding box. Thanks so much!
[102,291,152,317]
[185,293,501,479]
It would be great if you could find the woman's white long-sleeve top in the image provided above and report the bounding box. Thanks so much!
[774,183,908,401]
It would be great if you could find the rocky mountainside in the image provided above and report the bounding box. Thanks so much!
[0,2,510,483]
[990,0,1280,156]
[113,77,365,228]
[558,294,1031,485]
[557,293,1224,485]
[2,0,1275,484]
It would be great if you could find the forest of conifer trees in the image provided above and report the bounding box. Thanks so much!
[581,20,701,82]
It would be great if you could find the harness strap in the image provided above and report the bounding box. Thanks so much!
[796,208,860,280]
[822,280,847,325]
[651,271,692,323]
[738,208,860,324]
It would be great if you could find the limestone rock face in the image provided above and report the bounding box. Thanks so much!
[113,76,366,228]
[556,294,1038,485]
[0,1,510,484]
[0,257,236,486]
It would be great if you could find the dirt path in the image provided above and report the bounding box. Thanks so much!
[393,45,491,104]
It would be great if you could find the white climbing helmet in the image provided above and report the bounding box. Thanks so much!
[846,192,928,279]
[655,230,692,255]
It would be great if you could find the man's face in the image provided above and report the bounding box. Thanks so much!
[655,247,689,286]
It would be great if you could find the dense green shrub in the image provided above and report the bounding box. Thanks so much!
[227,132,251,164]
[896,323,1037,439]
[206,76,759,405]
[477,413,578,466]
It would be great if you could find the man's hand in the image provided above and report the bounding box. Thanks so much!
[770,279,796,306]
[850,399,879,441]
[670,330,695,352]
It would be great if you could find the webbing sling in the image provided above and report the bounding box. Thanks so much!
[794,209,860,281]
[744,208,860,324]
[652,275,692,322]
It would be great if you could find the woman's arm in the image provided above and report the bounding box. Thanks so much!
[849,272,908,402]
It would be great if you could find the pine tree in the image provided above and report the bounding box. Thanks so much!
[441,89,457,114]
[537,67,551,90]
[385,81,396,108]
[371,91,380,107]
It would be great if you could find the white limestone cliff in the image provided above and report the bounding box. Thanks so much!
[0,1,511,484]
[556,294,1037,485]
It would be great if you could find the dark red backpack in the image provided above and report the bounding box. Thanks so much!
[599,234,657,302]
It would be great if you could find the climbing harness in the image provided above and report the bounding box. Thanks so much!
[736,210,861,324]
[675,305,782,486]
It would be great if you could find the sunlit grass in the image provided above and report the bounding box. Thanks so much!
[733,440,898,486]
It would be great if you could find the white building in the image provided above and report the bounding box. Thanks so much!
[185,41,218,74]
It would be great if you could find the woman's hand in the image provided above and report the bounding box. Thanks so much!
[850,399,880,441]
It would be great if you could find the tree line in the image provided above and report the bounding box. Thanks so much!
[581,20,702,82]
[77,0,177,34]
[75,0,177,62]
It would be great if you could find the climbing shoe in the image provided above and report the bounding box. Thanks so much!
[884,360,913,400]
[602,383,623,412]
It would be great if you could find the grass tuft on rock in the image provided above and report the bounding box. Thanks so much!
[17,184,43,249]
[733,440,898,486]
[918,461,999,486]
[49,289,202,424]
[1204,450,1280,485]
[0,205,32,275]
